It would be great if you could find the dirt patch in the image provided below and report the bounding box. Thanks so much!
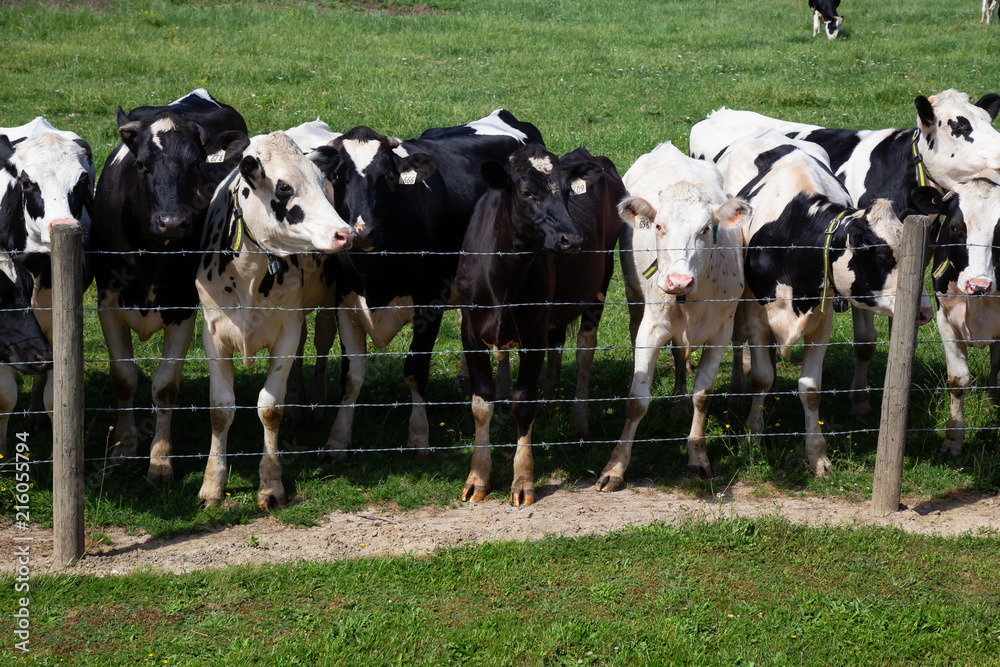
[3,483,999,577]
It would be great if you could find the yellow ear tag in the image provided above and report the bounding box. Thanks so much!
[398,170,417,185]
[571,178,587,195]
[207,150,226,164]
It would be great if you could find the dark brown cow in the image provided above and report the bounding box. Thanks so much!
[456,144,624,506]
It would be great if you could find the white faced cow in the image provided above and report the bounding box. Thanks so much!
[809,0,843,39]
[913,173,1000,457]
[721,132,932,475]
[196,127,354,509]
[91,89,249,480]
[691,89,1000,417]
[595,142,751,491]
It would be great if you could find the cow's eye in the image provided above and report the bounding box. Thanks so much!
[949,223,962,236]
[520,189,534,200]
[699,225,711,236]
[19,177,37,194]
[275,181,294,198]
[136,161,148,176]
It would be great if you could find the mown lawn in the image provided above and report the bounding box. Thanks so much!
[0,0,997,537]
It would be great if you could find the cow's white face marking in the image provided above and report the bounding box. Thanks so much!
[529,156,553,174]
[150,117,176,150]
[342,138,381,176]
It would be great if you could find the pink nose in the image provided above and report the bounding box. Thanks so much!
[966,279,993,295]
[334,228,354,249]
[663,274,694,295]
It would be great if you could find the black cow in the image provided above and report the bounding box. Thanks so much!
[307,110,545,460]
[0,252,52,459]
[808,0,843,39]
[91,88,249,480]
[457,144,623,506]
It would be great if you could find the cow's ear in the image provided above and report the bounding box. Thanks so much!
[240,155,265,185]
[908,186,943,217]
[394,152,436,185]
[713,198,752,228]
[915,96,936,131]
[0,135,15,166]
[617,196,656,230]
[481,159,510,190]
[975,93,1000,121]
[567,160,602,189]
[309,145,342,182]
[206,130,250,166]
[72,138,93,163]
[0,180,25,251]
[117,107,144,154]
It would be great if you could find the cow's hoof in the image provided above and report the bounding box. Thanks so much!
[461,484,489,502]
[257,489,287,511]
[404,445,431,458]
[810,457,832,476]
[687,463,712,480]
[595,473,623,493]
[318,447,347,466]
[199,492,224,509]
[147,463,173,484]
[510,485,535,507]
[940,440,963,457]
[849,402,872,418]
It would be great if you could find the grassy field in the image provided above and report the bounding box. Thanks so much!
[0,0,998,538]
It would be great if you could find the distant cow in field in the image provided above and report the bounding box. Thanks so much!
[912,173,1000,457]
[595,142,751,491]
[809,0,843,39]
[457,144,623,506]
[721,131,931,475]
[984,0,998,25]
[690,89,1000,417]
[91,88,249,479]
[196,124,354,509]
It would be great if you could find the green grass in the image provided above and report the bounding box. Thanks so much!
[1,0,999,537]
[2,518,999,665]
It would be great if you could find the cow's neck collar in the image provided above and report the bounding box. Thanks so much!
[821,209,848,313]
[911,129,940,190]
[231,176,281,275]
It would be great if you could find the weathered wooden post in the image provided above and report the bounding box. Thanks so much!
[871,214,932,517]
[51,223,85,567]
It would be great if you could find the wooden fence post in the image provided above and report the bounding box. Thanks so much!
[871,214,932,517]
[52,223,85,568]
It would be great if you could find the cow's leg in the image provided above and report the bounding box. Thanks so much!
[323,310,367,462]
[571,299,606,438]
[597,317,669,492]
[255,325,300,510]
[728,303,750,414]
[99,302,140,464]
[461,347,495,502]
[988,341,1000,405]
[495,352,512,402]
[510,348,545,506]
[800,314,834,476]
[671,344,692,419]
[147,317,196,482]
[27,286,52,429]
[543,326,566,404]
[403,306,445,454]
[282,319,308,425]
[849,308,877,417]
[308,298,339,424]
[812,10,822,36]
[938,313,970,457]
[0,366,15,459]
[686,326,732,479]
[744,304,774,453]
[199,331,235,507]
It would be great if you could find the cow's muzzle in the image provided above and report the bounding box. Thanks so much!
[662,273,695,295]
[966,279,994,296]
[151,213,193,240]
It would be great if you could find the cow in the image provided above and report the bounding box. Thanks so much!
[0,252,52,459]
[809,0,843,39]
[306,110,544,461]
[196,126,354,509]
[457,143,622,506]
[984,0,998,25]
[911,173,1000,457]
[0,119,95,427]
[690,89,1000,417]
[595,142,751,491]
[720,131,932,475]
[91,88,250,480]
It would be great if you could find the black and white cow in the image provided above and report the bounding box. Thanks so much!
[458,144,622,506]
[809,0,843,39]
[721,131,931,475]
[912,173,1000,457]
[984,0,998,25]
[691,89,1000,416]
[0,118,95,425]
[91,88,249,479]
[196,125,354,509]
[0,252,52,459]
[308,110,544,460]
[596,142,751,491]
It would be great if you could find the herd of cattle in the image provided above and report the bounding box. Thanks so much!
[2,87,1000,509]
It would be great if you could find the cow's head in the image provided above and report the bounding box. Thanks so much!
[619,182,750,295]
[481,143,591,255]
[915,89,1000,191]
[0,132,94,254]
[831,198,933,324]
[311,126,436,251]
[0,253,51,373]
[915,174,1000,297]
[234,131,353,255]
[116,106,249,242]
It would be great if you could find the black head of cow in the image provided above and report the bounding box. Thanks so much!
[116,107,249,242]
[0,255,51,373]
[480,144,595,255]
[311,126,436,251]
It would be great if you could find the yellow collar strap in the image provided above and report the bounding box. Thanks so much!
[911,129,935,189]
[230,177,280,275]
[821,210,848,314]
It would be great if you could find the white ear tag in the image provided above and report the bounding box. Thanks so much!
[207,150,226,164]
[571,178,587,195]
[398,170,417,185]
[636,216,651,230]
